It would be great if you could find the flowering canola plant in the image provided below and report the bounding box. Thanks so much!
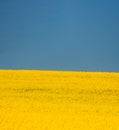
[0,70,119,130]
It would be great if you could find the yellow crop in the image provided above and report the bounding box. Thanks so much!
[0,70,119,130]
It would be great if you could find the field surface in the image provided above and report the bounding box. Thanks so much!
[0,70,119,130]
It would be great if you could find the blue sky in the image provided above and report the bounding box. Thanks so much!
[0,0,119,72]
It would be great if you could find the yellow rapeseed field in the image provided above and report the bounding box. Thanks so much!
[0,70,119,130]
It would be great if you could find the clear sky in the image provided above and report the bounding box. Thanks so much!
[0,0,119,72]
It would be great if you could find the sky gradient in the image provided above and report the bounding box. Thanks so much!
[0,0,119,72]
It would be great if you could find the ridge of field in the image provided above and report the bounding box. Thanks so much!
[0,70,119,130]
